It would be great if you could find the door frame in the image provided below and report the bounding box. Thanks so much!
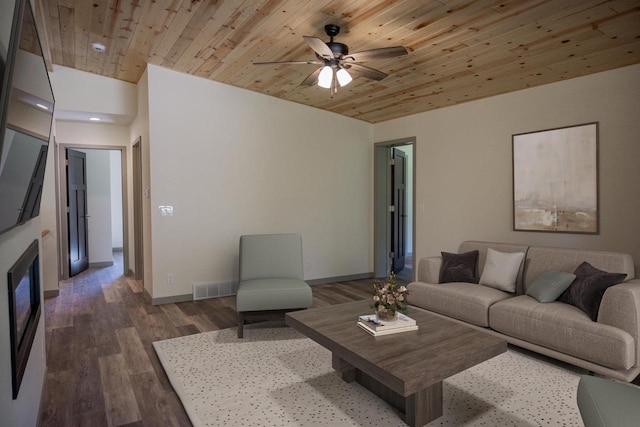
[374,137,416,279]
[132,137,143,280]
[55,142,129,280]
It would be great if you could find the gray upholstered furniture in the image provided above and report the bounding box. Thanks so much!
[408,241,640,382]
[577,375,640,426]
[235,233,312,338]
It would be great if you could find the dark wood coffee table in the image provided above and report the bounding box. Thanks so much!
[285,300,507,426]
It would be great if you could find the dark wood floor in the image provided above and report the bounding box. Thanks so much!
[39,253,385,426]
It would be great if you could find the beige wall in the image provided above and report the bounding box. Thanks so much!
[50,65,137,119]
[39,121,58,293]
[56,121,130,147]
[374,64,640,274]
[129,69,152,293]
[146,64,373,299]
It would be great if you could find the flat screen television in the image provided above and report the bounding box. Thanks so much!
[0,0,55,236]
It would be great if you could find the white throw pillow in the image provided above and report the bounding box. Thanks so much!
[479,248,525,293]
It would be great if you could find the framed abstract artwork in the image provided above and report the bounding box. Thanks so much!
[512,122,598,234]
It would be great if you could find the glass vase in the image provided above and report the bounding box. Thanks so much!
[376,310,398,322]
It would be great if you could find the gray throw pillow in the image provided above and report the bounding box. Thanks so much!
[439,250,479,283]
[526,270,576,303]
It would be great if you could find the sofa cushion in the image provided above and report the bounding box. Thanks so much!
[523,247,634,293]
[490,296,635,370]
[407,281,511,327]
[559,262,627,321]
[236,278,312,312]
[479,248,525,293]
[439,250,479,283]
[526,270,576,303]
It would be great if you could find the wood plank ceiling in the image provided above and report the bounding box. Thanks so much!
[39,0,640,123]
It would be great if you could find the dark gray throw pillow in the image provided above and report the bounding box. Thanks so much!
[558,262,627,321]
[439,250,479,284]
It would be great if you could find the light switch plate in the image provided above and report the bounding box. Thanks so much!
[159,205,174,216]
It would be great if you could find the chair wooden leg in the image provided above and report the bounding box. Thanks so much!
[237,312,244,338]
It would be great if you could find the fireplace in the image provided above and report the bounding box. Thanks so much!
[7,239,41,399]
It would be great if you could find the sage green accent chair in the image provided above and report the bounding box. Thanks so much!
[577,375,640,427]
[235,233,312,338]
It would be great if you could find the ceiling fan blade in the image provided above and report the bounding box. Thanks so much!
[344,63,388,81]
[303,36,334,59]
[253,60,323,65]
[343,46,408,62]
[300,67,323,86]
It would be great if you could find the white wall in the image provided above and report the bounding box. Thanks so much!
[110,151,123,248]
[146,64,373,299]
[374,64,640,273]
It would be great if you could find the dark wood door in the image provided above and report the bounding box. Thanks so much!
[67,149,89,277]
[391,148,407,274]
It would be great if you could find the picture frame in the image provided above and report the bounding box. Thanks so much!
[512,122,598,234]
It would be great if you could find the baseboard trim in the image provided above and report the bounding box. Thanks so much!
[89,261,114,268]
[43,289,59,298]
[307,272,374,286]
[37,365,49,426]
[150,273,375,305]
[152,293,192,305]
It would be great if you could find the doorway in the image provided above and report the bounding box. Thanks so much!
[56,144,129,280]
[374,138,416,282]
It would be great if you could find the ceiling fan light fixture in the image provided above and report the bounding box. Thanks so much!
[336,68,352,87]
[318,66,333,88]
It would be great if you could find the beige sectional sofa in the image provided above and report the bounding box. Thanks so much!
[408,241,640,382]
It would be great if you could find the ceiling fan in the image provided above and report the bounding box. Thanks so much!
[253,24,408,95]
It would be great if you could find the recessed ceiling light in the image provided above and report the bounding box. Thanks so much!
[36,103,49,110]
[89,117,101,121]
[91,42,106,53]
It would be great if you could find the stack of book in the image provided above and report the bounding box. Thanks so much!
[357,313,418,336]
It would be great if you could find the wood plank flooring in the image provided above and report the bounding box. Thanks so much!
[39,252,382,426]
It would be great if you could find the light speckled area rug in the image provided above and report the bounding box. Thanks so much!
[153,324,583,426]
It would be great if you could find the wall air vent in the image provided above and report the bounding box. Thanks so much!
[193,281,238,300]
